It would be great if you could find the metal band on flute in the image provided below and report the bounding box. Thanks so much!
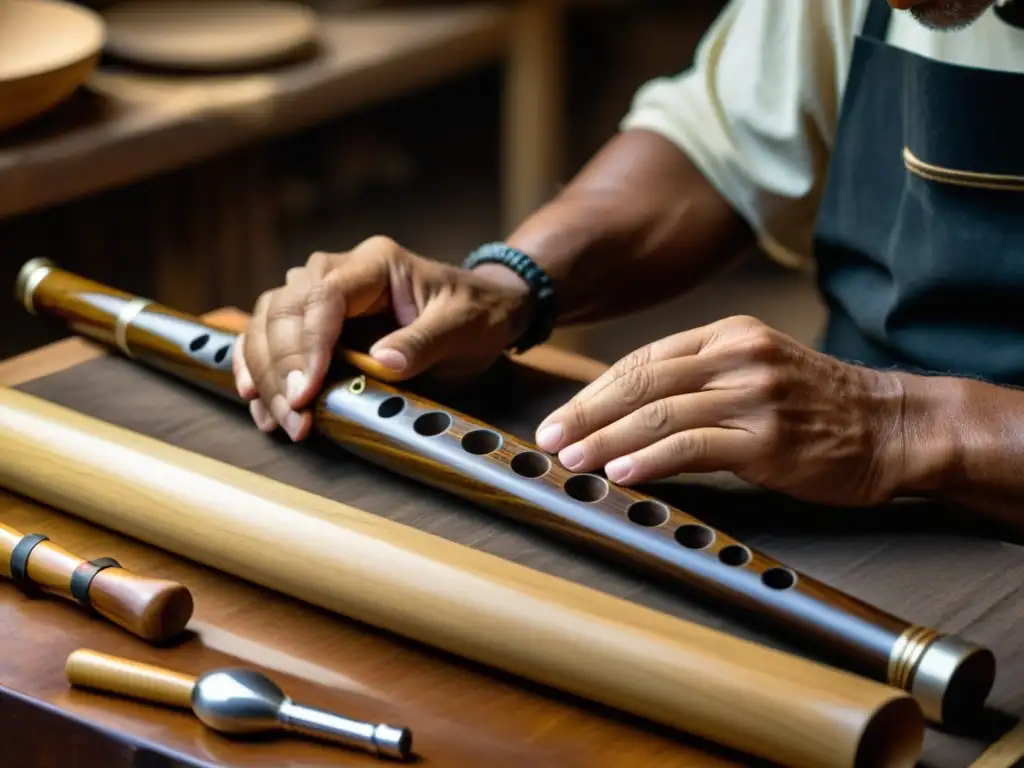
[14,258,997,726]
[17,258,52,315]
[116,299,153,357]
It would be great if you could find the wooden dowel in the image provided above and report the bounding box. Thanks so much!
[0,520,193,642]
[0,387,925,768]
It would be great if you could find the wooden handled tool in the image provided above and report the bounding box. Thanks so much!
[0,521,193,642]
[66,649,413,761]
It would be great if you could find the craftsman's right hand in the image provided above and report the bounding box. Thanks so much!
[232,236,533,441]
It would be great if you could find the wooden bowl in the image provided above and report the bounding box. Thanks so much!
[0,0,105,132]
[101,0,319,72]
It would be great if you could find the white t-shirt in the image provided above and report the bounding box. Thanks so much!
[620,0,1024,269]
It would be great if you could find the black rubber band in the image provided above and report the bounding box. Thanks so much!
[70,557,122,610]
[9,533,49,595]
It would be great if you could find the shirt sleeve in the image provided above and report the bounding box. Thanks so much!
[620,0,868,269]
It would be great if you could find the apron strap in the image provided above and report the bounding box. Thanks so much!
[862,0,893,41]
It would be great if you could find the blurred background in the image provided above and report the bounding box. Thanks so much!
[0,0,824,364]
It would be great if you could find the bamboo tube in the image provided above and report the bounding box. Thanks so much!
[0,387,925,768]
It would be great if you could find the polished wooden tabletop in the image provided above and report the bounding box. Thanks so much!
[0,310,753,768]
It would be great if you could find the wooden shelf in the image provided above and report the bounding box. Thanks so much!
[0,4,508,220]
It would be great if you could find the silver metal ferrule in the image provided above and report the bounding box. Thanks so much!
[15,257,55,315]
[278,700,412,760]
[114,298,153,357]
[909,634,996,724]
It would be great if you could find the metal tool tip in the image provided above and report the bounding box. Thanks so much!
[911,635,995,724]
[373,723,413,761]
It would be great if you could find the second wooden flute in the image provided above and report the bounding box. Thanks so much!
[14,258,996,725]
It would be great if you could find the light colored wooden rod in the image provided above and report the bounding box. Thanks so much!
[66,649,197,710]
[0,387,924,768]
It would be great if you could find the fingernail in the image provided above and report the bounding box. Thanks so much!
[283,410,303,441]
[558,443,584,470]
[249,400,275,432]
[536,424,563,452]
[286,370,308,405]
[606,456,634,484]
[270,394,302,441]
[236,367,254,397]
[372,347,407,372]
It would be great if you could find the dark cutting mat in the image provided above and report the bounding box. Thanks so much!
[17,354,1024,768]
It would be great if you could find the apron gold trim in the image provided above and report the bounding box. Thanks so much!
[903,147,1024,192]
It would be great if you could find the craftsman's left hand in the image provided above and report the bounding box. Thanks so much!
[534,316,909,506]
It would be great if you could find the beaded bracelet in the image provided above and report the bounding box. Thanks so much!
[463,242,557,354]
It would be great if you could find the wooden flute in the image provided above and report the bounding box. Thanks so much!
[14,258,995,725]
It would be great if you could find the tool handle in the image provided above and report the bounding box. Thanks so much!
[66,649,197,709]
[0,522,193,642]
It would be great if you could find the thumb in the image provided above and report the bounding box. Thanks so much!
[369,299,471,380]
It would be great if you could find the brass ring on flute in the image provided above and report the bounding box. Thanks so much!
[888,625,940,691]
[15,257,55,315]
[115,298,153,357]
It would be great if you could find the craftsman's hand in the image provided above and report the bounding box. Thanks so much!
[535,316,910,506]
[233,236,532,441]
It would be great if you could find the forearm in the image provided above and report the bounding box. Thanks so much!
[896,373,1024,529]
[502,129,753,326]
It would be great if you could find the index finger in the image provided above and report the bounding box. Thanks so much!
[535,327,712,451]
[290,254,392,409]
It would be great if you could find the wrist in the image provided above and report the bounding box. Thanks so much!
[464,243,556,353]
[889,372,965,497]
[468,262,536,346]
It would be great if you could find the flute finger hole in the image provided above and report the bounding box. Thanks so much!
[189,334,210,351]
[511,451,550,478]
[461,429,502,455]
[214,345,231,364]
[377,397,405,419]
[626,500,669,527]
[761,567,797,590]
[413,411,451,437]
[718,544,751,567]
[564,474,609,503]
[674,524,715,550]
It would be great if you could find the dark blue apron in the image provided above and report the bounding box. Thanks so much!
[814,0,1024,384]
